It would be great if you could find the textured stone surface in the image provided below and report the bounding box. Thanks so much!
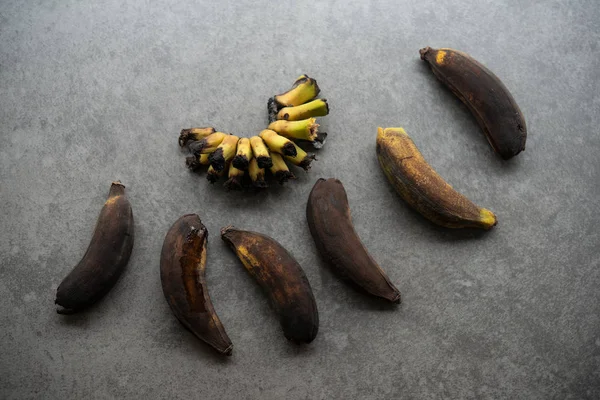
[1,0,599,399]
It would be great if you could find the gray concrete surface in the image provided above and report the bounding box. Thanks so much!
[1,0,599,399]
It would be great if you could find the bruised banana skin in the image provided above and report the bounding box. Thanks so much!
[420,47,527,159]
[55,182,134,314]
[221,227,319,343]
[376,127,497,229]
[306,178,401,303]
[160,214,233,355]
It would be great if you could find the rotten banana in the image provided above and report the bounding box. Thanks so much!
[55,181,134,314]
[377,127,497,229]
[221,226,319,343]
[306,178,401,303]
[420,47,527,159]
[160,214,233,355]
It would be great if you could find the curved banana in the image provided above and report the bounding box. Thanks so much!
[55,181,134,314]
[221,226,319,343]
[273,74,320,108]
[377,127,497,229]
[420,47,527,159]
[306,178,401,303]
[161,214,233,355]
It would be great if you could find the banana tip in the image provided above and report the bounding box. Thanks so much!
[419,46,432,60]
[220,225,235,237]
[479,209,497,230]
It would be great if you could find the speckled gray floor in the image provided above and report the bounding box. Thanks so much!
[1,1,599,399]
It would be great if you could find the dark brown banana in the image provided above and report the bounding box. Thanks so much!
[55,181,134,314]
[306,178,401,303]
[161,214,233,355]
[221,226,319,343]
[420,47,527,159]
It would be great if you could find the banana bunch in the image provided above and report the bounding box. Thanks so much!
[178,75,329,190]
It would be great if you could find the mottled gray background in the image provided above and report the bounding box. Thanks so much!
[1,0,599,399]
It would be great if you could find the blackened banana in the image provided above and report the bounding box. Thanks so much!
[306,178,401,303]
[55,181,134,314]
[161,214,233,355]
[221,226,319,343]
[420,47,527,159]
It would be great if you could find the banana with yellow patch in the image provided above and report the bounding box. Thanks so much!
[277,99,329,121]
[376,127,497,229]
[209,134,239,172]
[249,136,273,169]
[259,129,297,157]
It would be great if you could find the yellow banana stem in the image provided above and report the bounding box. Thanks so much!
[232,138,252,170]
[179,127,216,147]
[284,143,315,171]
[277,99,329,121]
[259,129,297,157]
[273,75,320,108]
[248,157,267,188]
[209,135,239,172]
[270,152,295,184]
[249,136,273,169]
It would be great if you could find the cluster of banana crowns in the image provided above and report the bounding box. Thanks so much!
[178,75,329,190]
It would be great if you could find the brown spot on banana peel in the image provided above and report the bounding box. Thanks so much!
[420,47,527,159]
[55,181,134,314]
[306,178,401,304]
[160,214,233,356]
[376,127,497,229]
[220,226,319,343]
